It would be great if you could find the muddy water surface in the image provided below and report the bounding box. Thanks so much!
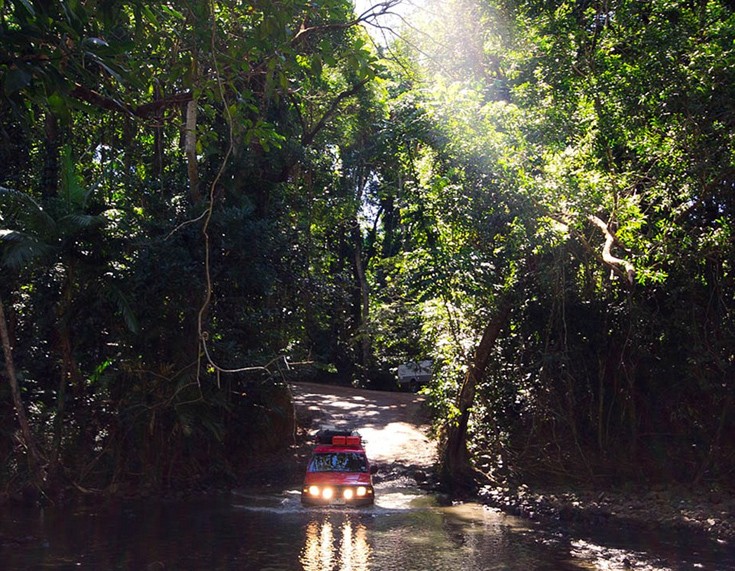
[2,480,734,570]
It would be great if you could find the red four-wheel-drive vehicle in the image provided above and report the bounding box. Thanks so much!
[301,428,376,506]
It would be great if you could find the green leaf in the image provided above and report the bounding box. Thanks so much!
[60,145,87,207]
[84,52,124,84]
[160,4,185,20]
[0,229,22,241]
[82,37,110,49]
[18,0,35,16]
[46,92,69,121]
[0,230,53,269]
[311,55,322,77]
[4,68,32,95]
[62,213,106,229]
[141,5,158,26]
[105,284,140,334]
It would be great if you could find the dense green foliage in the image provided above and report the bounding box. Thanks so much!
[395,0,735,486]
[1,0,733,496]
[0,0,385,493]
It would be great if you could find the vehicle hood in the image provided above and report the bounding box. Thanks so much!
[303,471,372,486]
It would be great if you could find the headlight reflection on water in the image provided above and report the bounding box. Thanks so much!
[300,518,371,571]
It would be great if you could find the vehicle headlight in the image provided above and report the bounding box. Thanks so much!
[343,488,354,500]
[322,487,334,500]
[308,485,320,497]
[356,486,367,497]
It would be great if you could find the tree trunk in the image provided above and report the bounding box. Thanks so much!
[352,224,371,371]
[440,297,512,492]
[185,98,200,202]
[49,324,74,481]
[0,294,45,486]
[43,112,60,197]
[150,81,164,179]
[47,270,83,484]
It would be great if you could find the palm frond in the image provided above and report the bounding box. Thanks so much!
[0,229,25,242]
[0,230,55,268]
[0,186,57,231]
[61,213,107,230]
[105,283,140,333]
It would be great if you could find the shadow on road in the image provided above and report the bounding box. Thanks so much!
[290,382,437,468]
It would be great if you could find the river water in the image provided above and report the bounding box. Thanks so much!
[2,480,734,570]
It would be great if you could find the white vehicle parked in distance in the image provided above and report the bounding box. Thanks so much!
[397,360,433,392]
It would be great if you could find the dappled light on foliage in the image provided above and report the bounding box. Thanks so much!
[1,0,734,498]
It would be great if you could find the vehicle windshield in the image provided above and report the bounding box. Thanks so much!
[307,452,368,473]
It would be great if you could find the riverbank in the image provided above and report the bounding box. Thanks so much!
[478,481,735,547]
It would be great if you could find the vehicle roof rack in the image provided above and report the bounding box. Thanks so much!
[314,426,361,444]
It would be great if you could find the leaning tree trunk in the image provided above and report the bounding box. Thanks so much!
[440,298,512,492]
[0,294,45,487]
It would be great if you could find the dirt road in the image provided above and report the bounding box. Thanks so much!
[290,382,437,468]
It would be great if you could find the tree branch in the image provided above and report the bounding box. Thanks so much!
[291,0,403,44]
[588,215,635,285]
[301,79,370,146]
[134,91,193,117]
[70,84,132,115]
[70,84,193,118]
